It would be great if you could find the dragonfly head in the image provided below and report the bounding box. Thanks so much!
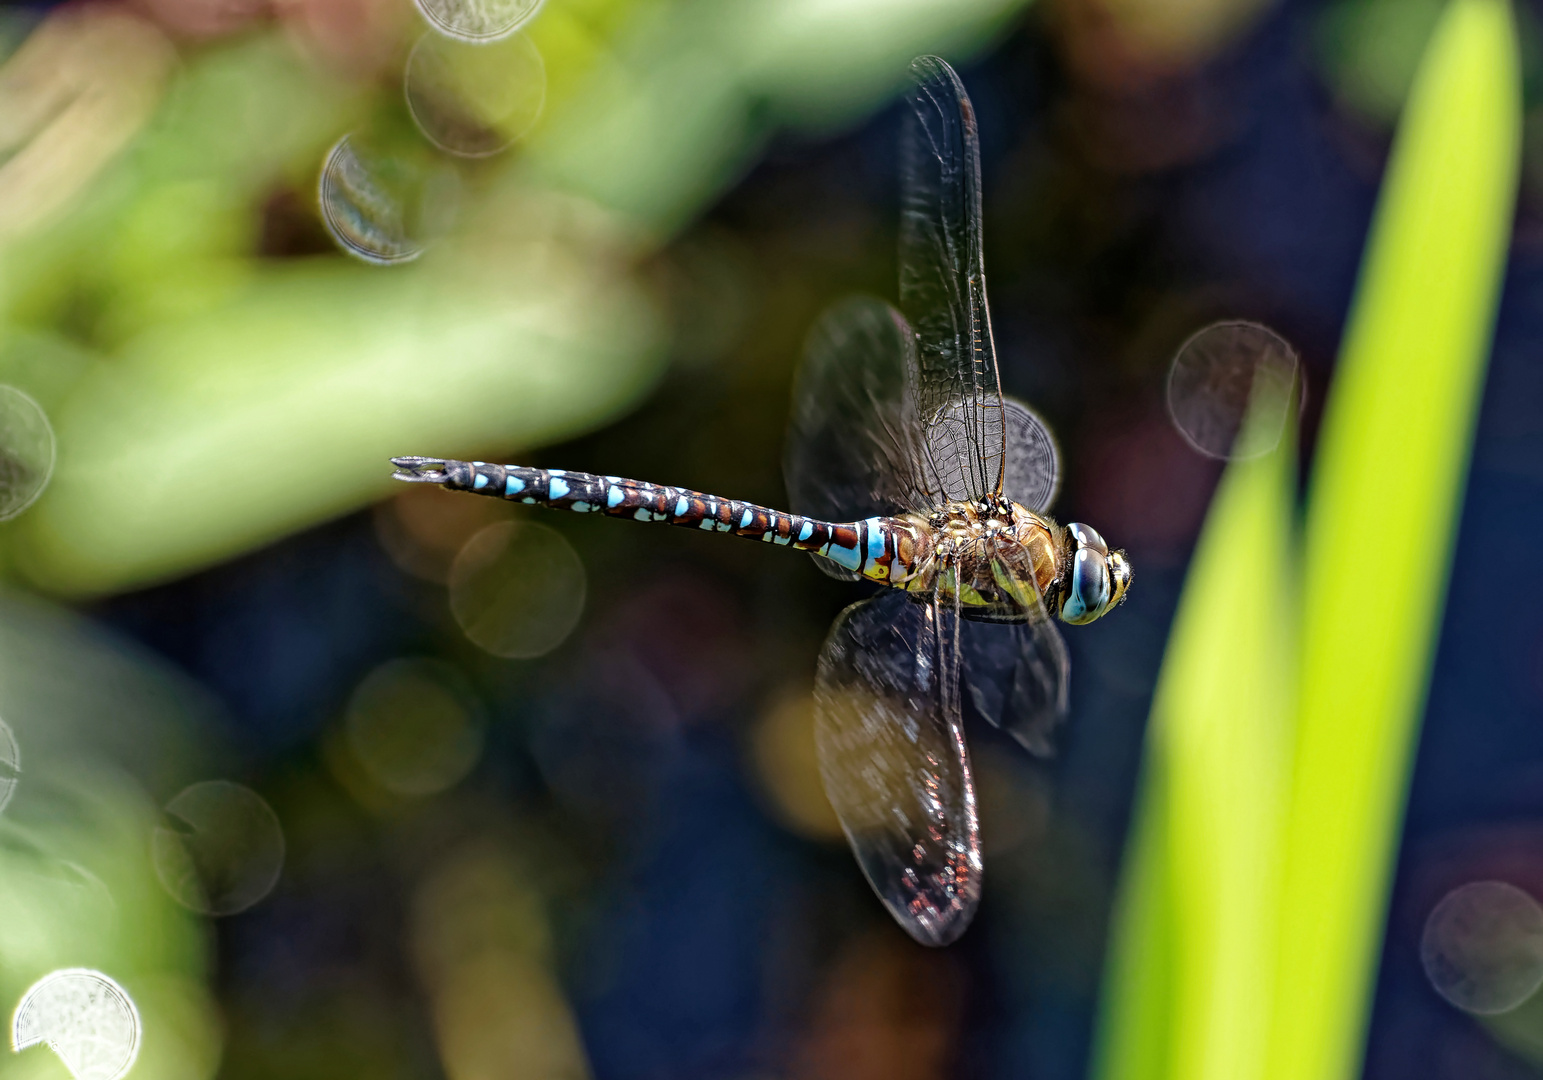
[1058,523,1132,625]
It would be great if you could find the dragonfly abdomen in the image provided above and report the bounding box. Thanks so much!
[391,457,925,582]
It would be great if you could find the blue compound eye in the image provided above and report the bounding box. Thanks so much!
[1060,547,1111,625]
[1066,522,1108,557]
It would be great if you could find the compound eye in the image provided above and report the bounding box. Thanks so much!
[1066,522,1108,556]
[1059,547,1111,625]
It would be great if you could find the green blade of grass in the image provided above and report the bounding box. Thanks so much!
[1163,430,1296,1080]
[1093,407,1297,1080]
[1094,4,1518,1078]
[1092,758,1175,1080]
[1265,3,1520,1079]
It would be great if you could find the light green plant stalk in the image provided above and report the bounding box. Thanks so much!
[1093,380,1299,1080]
[1092,2,1520,1080]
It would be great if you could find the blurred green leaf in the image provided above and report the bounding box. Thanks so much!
[1094,393,1297,1080]
[1094,2,1520,1078]
[16,251,662,593]
[1314,0,1447,124]
[528,0,1028,231]
[1269,1,1519,1075]
[0,589,225,1080]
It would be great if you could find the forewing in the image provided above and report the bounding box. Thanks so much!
[901,55,1005,503]
[813,588,981,946]
[959,543,1070,756]
[784,295,932,523]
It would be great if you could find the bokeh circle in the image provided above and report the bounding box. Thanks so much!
[448,520,585,659]
[151,780,285,916]
[1166,320,1299,460]
[319,134,459,265]
[345,657,485,796]
[405,31,546,157]
[0,386,56,521]
[413,0,544,43]
[12,968,141,1080]
[1421,880,1543,1014]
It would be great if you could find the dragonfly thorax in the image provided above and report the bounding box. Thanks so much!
[895,499,1063,621]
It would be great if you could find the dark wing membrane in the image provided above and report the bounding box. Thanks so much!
[814,588,981,946]
[900,55,1005,503]
[958,540,1070,756]
[1001,397,1060,512]
[784,295,933,523]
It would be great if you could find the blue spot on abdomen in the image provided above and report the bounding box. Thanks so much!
[822,541,863,572]
[865,520,886,560]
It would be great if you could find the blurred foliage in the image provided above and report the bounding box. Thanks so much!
[0,0,1027,596]
[1314,0,1449,123]
[0,590,221,1080]
[1094,3,1521,1080]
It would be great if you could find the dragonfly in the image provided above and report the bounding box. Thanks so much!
[392,55,1130,946]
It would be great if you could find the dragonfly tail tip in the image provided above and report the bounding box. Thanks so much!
[390,456,450,483]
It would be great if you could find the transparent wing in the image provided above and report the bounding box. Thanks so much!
[813,587,981,946]
[958,542,1070,756]
[901,54,1005,503]
[784,295,933,522]
[928,396,1060,511]
[786,296,935,580]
